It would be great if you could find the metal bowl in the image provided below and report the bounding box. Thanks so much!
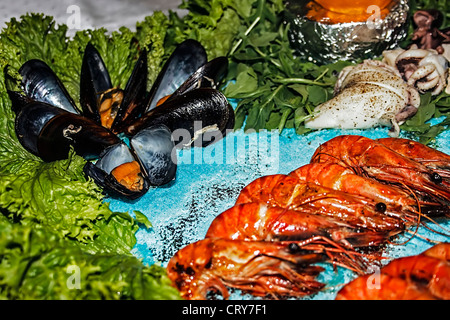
[284,0,410,64]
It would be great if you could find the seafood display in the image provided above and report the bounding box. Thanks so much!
[336,243,450,300]
[8,39,234,199]
[304,60,421,137]
[167,134,450,300]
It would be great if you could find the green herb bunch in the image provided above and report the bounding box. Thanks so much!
[0,0,449,300]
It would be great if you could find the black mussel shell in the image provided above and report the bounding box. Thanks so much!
[80,43,113,124]
[14,101,120,161]
[146,39,208,112]
[110,49,148,133]
[130,124,177,186]
[80,43,149,134]
[83,143,150,200]
[168,56,229,101]
[14,101,68,156]
[126,88,234,148]
[19,59,78,114]
[38,112,121,162]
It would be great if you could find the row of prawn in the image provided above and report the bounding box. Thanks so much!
[167,135,450,300]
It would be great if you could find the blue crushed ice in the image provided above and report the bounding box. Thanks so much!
[107,119,450,300]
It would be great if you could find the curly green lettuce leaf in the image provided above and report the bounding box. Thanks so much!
[0,148,143,254]
[135,11,171,88]
[0,216,180,300]
[166,0,242,58]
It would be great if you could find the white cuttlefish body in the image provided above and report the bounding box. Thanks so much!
[305,60,421,137]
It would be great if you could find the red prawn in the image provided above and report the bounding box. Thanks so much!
[166,238,326,299]
[235,174,404,232]
[311,135,450,207]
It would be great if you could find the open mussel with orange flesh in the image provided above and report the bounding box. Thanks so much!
[9,59,120,161]
[125,39,234,147]
[84,124,176,200]
[80,43,148,134]
[79,43,177,198]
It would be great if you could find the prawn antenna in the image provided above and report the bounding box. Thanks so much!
[404,230,442,244]
[402,182,450,237]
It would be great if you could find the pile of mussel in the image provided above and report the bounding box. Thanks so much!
[7,40,234,199]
